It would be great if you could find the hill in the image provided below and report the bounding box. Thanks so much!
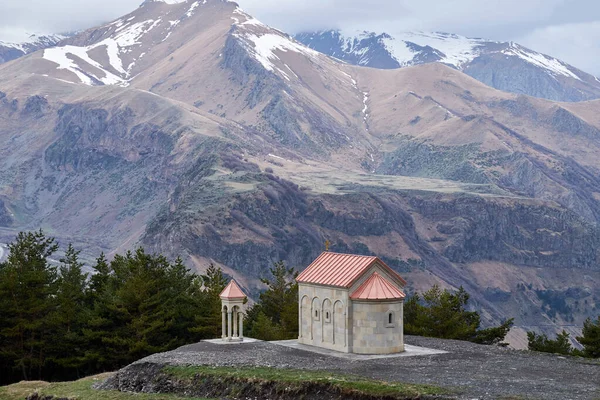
[99,336,600,399]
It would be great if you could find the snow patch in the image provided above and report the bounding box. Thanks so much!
[237,32,319,78]
[41,17,163,85]
[43,46,127,86]
[185,1,200,17]
[241,18,267,28]
[384,31,488,68]
[502,43,582,81]
[147,0,187,3]
[268,153,285,161]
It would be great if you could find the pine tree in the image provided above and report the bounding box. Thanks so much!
[190,264,228,339]
[82,253,119,372]
[404,285,512,344]
[527,330,573,355]
[47,244,89,378]
[246,261,298,340]
[0,230,59,381]
[576,316,600,358]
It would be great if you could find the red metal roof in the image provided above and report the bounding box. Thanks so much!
[350,272,406,300]
[220,280,246,299]
[296,252,407,288]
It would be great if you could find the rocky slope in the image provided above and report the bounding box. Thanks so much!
[0,0,599,345]
[295,30,600,102]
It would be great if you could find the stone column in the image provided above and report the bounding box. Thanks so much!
[298,303,302,339]
[239,313,244,340]
[233,308,239,338]
[227,311,232,340]
[222,309,226,339]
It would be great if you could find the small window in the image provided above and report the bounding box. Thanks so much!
[386,311,396,328]
[324,311,331,323]
[314,309,320,321]
[326,311,330,320]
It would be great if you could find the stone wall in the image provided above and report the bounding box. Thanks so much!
[298,272,406,354]
[352,300,404,354]
[298,283,350,353]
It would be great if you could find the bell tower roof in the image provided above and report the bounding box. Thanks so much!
[220,279,247,300]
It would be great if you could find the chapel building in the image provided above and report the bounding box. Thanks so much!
[296,252,407,354]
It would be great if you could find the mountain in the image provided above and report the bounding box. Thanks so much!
[0,0,599,348]
[295,30,600,103]
[0,33,66,64]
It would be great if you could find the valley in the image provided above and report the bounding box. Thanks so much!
[0,0,599,349]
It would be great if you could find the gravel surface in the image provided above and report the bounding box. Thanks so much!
[132,336,600,400]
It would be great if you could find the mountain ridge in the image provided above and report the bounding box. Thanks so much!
[295,29,600,102]
[0,0,599,347]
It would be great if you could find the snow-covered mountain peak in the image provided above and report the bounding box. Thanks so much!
[36,0,240,86]
[0,33,66,52]
[0,32,66,64]
[295,29,600,102]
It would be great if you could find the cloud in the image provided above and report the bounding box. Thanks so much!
[0,0,142,34]
[238,0,566,35]
[519,21,600,76]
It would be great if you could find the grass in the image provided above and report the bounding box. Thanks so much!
[0,373,214,400]
[164,365,451,398]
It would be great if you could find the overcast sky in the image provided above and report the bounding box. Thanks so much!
[1,0,599,75]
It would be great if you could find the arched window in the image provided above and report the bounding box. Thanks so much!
[386,311,396,328]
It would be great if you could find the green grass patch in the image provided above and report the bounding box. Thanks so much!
[0,373,213,400]
[163,365,451,398]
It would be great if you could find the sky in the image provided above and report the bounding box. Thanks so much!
[0,0,599,75]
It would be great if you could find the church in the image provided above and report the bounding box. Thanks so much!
[296,252,407,354]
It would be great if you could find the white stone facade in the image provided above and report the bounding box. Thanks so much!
[298,262,405,354]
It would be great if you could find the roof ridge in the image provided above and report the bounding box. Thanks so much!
[297,252,407,288]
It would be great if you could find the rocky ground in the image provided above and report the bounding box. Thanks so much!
[102,336,600,400]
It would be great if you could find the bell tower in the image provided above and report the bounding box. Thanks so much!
[220,280,247,341]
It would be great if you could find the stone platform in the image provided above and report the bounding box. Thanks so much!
[270,339,447,360]
[203,338,261,345]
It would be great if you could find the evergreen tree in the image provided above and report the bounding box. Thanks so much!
[190,264,228,339]
[527,330,573,355]
[405,285,512,344]
[0,230,58,381]
[405,285,480,340]
[472,318,514,345]
[246,261,298,340]
[249,312,285,341]
[576,316,600,358]
[47,244,89,378]
[82,253,118,372]
[87,253,110,304]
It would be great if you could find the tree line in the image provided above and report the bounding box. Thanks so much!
[527,321,600,358]
[2,230,596,385]
[0,230,229,385]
